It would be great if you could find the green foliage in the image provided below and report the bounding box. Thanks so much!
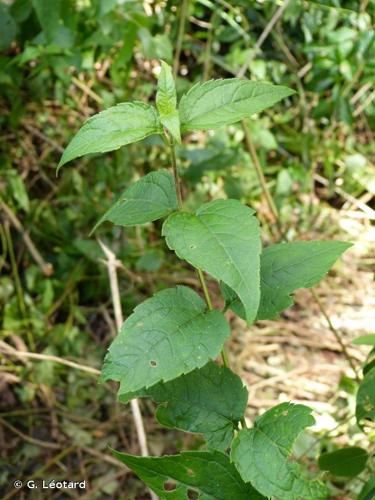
[54,60,356,497]
[92,170,178,231]
[123,361,248,451]
[318,447,368,477]
[101,286,230,398]
[356,367,375,426]
[179,79,295,131]
[58,102,162,169]
[231,403,329,499]
[2,2,373,497]
[156,60,181,143]
[223,241,351,320]
[163,199,261,324]
[353,335,375,346]
[112,449,265,499]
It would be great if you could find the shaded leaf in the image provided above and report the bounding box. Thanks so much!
[113,449,265,499]
[163,199,261,324]
[101,286,230,398]
[58,102,162,169]
[92,170,178,232]
[121,361,248,451]
[223,241,351,321]
[318,447,368,477]
[356,367,375,426]
[231,403,329,499]
[179,79,295,132]
[156,60,180,143]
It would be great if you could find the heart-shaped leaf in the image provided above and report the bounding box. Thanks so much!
[101,286,230,397]
[231,403,329,499]
[179,79,295,132]
[163,199,261,324]
[92,170,178,232]
[122,361,248,451]
[58,102,162,169]
[113,449,265,499]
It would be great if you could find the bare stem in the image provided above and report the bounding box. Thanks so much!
[173,0,189,77]
[310,289,360,381]
[97,240,157,500]
[242,123,284,239]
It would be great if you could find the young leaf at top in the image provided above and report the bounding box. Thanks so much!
[101,286,230,398]
[121,361,248,451]
[163,199,261,324]
[156,60,181,143]
[113,449,265,499]
[58,102,162,169]
[356,367,375,426]
[318,447,368,477]
[91,170,178,233]
[179,79,295,132]
[223,240,351,321]
[231,402,329,499]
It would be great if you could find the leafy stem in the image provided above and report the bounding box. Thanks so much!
[169,139,230,369]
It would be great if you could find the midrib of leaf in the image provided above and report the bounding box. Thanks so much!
[192,215,254,302]
[182,81,284,127]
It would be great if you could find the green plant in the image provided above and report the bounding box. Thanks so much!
[58,61,362,499]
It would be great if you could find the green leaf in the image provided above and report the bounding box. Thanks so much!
[356,367,375,426]
[358,478,375,500]
[318,447,368,477]
[58,102,162,169]
[352,334,375,346]
[163,199,261,324]
[121,361,248,451]
[156,61,181,143]
[179,79,295,132]
[91,170,178,232]
[231,402,329,499]
[223,241,351,321]
[101,286,230,398]
[113,449,265,499]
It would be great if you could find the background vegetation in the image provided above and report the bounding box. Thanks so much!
[0,0,374,498]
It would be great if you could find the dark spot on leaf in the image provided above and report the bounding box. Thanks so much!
[164,480,177,491]
[150,360,157,367]
[188,489,198,499]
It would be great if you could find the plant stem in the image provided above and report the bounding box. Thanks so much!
[242,123,284,239]
[4,223,35,351]
[197,268,213,310]
[310,289,360,381]
[169,141,230,368]
[173,0,189,77]
[169,139,183,209]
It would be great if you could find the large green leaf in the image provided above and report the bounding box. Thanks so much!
[91,170,178,232]
[163,199,261,324]
[318,447,368,477]
[179,79,295,132]
[231,403,329,499]
[101,286,230,397]
[121,361,248,451]
[223,241,351,321]
[113,449,265,499]
[356,367,375,426]
[58,102,162,169]
[156,60,181,143]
